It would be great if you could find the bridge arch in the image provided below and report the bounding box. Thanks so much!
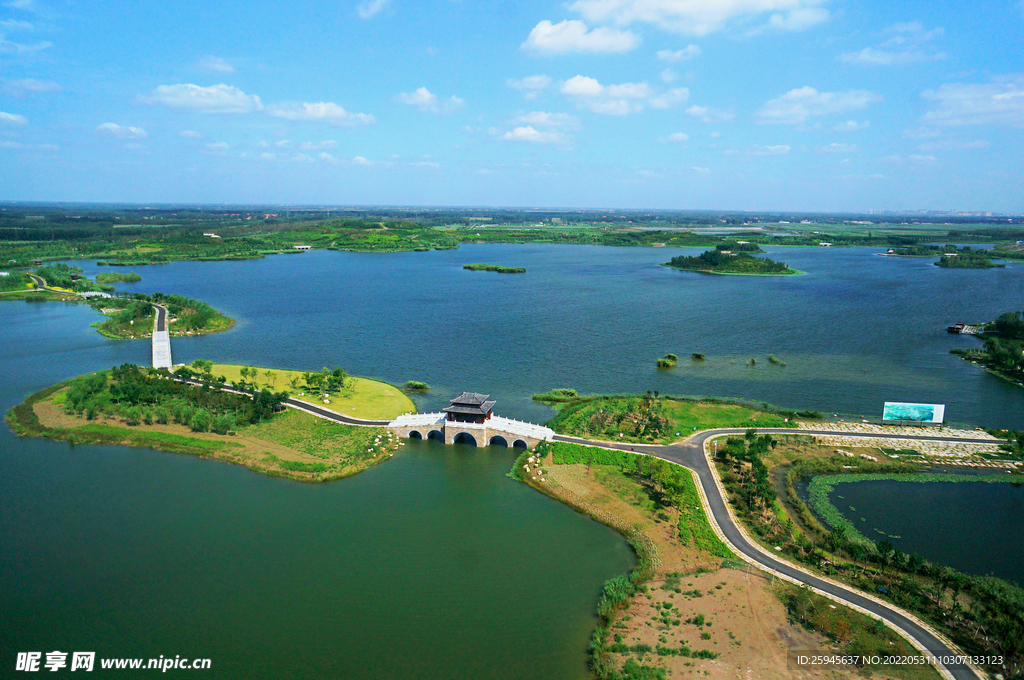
[512,439,528,449]
[452,432,478,447]
[408,430,423,440]
[488,435,508,447]
[427,430,444,442]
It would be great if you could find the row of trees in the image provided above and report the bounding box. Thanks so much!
[64,364,288,432]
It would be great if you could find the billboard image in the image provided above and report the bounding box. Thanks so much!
[882,402,945,423]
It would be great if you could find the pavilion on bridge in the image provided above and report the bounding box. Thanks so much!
[442,392,496,424]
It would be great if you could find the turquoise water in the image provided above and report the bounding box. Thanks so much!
[2,243,1023,677]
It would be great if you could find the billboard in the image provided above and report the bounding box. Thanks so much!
[882,402,945,423]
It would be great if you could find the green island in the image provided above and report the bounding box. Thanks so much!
[663,244,799,276]
[95,271,142,284]
[534,391,792,443]
[710,431,1024,677]
[90,293,234,339]
[463,263,526,273]
[656,353,678,368]
[889,244,1003,268]
[952,309,1024,387]
[5,362,414,482]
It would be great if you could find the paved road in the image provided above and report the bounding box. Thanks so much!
[555,428,987,680]
[284,397,392,427]
[28,273,60,292]
[152,302,168,332]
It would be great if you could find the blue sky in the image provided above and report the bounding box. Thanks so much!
[1,0,1022,211]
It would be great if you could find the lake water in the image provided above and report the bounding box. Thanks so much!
[828,475,1024,586]
[65,244,1024,428]
[2,244,1023,676]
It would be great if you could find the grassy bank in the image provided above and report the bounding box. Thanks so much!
[515,440,897,679]
[203,363,414,420]
[5,369,400,481]
[713,433,1024,679]
[537,393,788,443]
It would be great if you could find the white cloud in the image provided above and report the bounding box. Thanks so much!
[96,122,147,139]
[357,0,389,19]
[503,126,567,144]
[560,75,683,115]
[0,110,27,125]
[749,144,791,155]
[206,141,229,150]
[0,37,51,54]
[765,7,829,31]
[916,139,989,153]
[515,111,579,129]
[834,119,869,132]
[2,78,59,96]
[756,86,881,124]
[266,102,374,126]
[686,104,734,123]
[352,156,371,165]
[140,83,263,113]
[411,160,440,168]
[521,19,639,54]
[839,23,946,66]
[179,130,202,139]
[921,75,1024,127]
[660,68,678,83]
[567,0,829,36]
[819,142,858,153]
[561,75,604,97]
[690,166,711,175]
[908,154,937,162]
[657,45,701,62]
[319,152,338,164]
[650,87,689,108]
[662,132,689,142]
[396,87,464,113]
[0,18,32,30]
[507,75,552,100]
[300,140,338,150]
[4,0,35,10]
[195,55,235,73]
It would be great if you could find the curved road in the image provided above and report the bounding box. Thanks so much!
[174,376,989,680]
[552,429,988,680]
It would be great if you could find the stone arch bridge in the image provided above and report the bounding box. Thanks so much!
[388,412,553,449]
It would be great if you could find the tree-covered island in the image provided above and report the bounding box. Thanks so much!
[953,309,1024,386]
[663,244,798,276]
[463,263,526,273]
[5,362,415,482]
[888,244,1002,268]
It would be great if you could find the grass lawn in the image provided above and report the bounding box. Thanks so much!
[209,363,415,420]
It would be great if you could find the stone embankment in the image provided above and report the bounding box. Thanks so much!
[796,421,1019,463]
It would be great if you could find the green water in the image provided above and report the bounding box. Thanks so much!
[0,308,633,678]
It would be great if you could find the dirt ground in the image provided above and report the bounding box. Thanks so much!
[542,460,913,680]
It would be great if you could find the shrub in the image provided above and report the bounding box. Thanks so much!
[189,409,212,433]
